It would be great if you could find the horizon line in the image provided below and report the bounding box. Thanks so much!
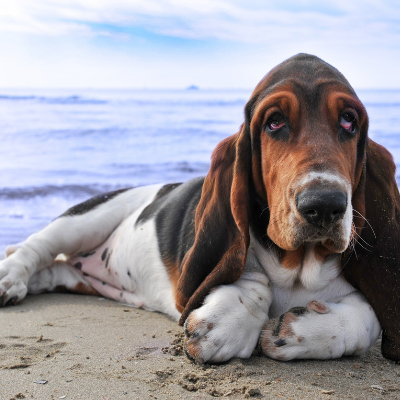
[0,87,399,91]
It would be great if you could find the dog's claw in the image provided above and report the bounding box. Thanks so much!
[184,318,191,338]
[184,346,200,364]
[6,296,18,306]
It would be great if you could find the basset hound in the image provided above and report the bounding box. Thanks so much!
[1,54,399,364]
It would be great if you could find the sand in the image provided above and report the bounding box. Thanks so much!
[0,293,399,400]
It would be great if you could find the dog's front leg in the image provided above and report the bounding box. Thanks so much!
[183,250,272,363]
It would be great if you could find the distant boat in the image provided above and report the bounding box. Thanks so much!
[186,85,199,90]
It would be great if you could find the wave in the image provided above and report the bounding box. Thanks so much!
[0,95,36,100]
[127,99,246,107]
[111,161,209,173]
[0,162,210,200]
[0,95,107,104]
[0,94,246,107]
[3,96,399,108]
[0,184,128,200]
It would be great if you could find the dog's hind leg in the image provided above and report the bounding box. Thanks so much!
[27,257,145,306]
[27,259,99,296]
[0,185,162,306]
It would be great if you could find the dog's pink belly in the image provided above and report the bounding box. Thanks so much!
[68,237,146,307]
[70,237,122,288]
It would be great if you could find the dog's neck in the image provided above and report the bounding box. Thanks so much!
[249,230,342,292]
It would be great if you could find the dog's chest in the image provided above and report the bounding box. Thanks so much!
[250,237,355,318]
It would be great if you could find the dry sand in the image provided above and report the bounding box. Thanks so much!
[0,293,399,400]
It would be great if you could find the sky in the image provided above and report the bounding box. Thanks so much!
[0,0,399,89]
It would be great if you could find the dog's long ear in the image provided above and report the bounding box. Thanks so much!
[176,124,251,325]
[343,139,400,361]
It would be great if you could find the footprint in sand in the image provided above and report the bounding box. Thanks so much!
[0,335,67,369]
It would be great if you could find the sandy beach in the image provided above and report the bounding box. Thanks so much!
[0,293,398,399]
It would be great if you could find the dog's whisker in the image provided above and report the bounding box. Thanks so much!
[353,210,377,239]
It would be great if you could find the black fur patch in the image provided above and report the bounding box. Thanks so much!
[60,188,131,217]
[80,251,96,258]
[135,177,204,276]
[154,178,204,274]
[74,262,82,270]
[136,183,182,225]
[101,248,108,261]
[271,307,308,336]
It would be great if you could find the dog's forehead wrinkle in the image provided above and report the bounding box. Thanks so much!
[256,79,319,111]
[251,84,352,137]
[251,64,358,128]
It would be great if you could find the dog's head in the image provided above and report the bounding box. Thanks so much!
[246,54,368,254]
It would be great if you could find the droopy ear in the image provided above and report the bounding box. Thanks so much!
[343,139,400,361]
[176,124,251,325]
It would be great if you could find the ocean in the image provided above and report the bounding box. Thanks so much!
[0,88,399,255]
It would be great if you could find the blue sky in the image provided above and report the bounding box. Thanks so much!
[0,0,399,89]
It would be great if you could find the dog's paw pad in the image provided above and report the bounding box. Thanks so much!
[259,301,335,360]
[259,306,309,360]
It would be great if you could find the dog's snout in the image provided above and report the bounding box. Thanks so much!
[296,189,347,227]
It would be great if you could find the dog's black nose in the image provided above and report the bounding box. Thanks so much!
[296,189,347,227]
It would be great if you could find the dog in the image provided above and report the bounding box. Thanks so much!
[1,54,399,364]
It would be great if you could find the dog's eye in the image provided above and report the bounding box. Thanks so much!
[340,112,356,132]
[267,113,285,131]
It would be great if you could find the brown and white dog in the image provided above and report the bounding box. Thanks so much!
[1,54,400,363]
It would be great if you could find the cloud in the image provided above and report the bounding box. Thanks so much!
[0,0,399,47]
[0,0,398,88]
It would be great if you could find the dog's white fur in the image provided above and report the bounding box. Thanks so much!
[0,184,381,363]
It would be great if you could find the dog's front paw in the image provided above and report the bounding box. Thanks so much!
[184,300,262,364]
[260,300,333,360]
[0,258,29,306]
[183,279,270,364]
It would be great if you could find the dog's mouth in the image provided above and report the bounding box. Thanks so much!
[267,214,350,253]
[292,221,350,253]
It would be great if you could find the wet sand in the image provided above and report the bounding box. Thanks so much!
[0,293,399,399]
